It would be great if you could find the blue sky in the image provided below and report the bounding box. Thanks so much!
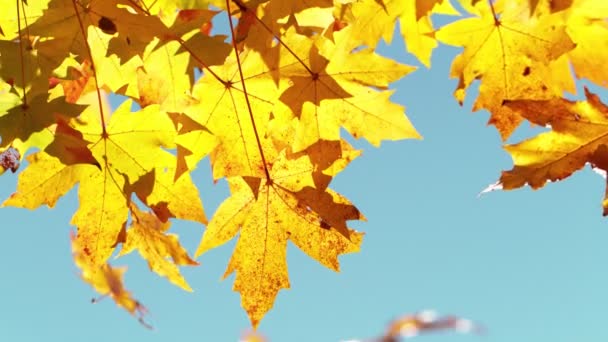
[2,9,608,342]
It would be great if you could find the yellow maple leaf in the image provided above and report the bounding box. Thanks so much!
[119,203,198,291]
[5,100,205,266]
[275,27,420,151]
[562,0,608,86]
[436,0,575,139]
[71,232,150,327]
[0,1,48,41]
[136,40,193,112]
[169,112,217,180]
[27,0,169,63]
[337,0,457,66]
[184,48,279,179]
[499,88,608,192]
[2,152,89,209]
[196,141,364,326]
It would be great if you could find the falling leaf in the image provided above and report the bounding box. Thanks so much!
[119,203,198,291]
[71,232,151,328]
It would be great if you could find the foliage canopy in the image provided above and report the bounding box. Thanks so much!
[1,0,607,329]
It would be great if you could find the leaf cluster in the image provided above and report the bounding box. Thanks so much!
[1,0,607,328]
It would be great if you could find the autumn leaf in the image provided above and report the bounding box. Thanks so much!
[196,142,364,326]
[73,101,204,265]
[71,232,150,328]
[0,1,47,41]
[2,152,88,209]
[499,88,608,199]
[274,27,420,151]
[27,0,165,65]
[43,116,100,167]
[49,60,95,103]
[379,310,481,341]
[119,203,198,291]
[336,0,457,66]
[5,0,607,331]
[182,48,279,179]
[0,92,87,152]
[562,0,608,86]
[0,38,58,98]
[5,100,204,266]
[436,0,575,139]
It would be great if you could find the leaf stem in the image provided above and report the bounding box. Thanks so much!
[15,0,27,107]
[226,0,271,181]
[488,0,500,26]
[71,0,108,136]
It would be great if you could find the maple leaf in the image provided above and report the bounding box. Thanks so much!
[44,116,100,167]
[119,203,198,291]
[182,48,279,179]
[0,38,59,98]
[136,40,193,112]
[72,101,205,265]
[196,141,364,326]
[0,1,47,41]
[562,0,608,86]
[2,152,89,209]
[0,92,87,152]
[26,0,166,65]
[49,61,94,103]
[336,0,457,66]
[71,232,150,328]
[379,310,481,341]
[169,112,217,180]
[6,0,605,331]
[435,0,575,139]
[4,100,205,266]
[129,9,230,112]
[274,27,420,151]
[499,88,608,194]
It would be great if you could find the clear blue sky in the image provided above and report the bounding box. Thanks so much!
[2,12,608,342]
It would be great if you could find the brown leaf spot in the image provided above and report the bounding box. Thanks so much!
[98,17,117,35]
